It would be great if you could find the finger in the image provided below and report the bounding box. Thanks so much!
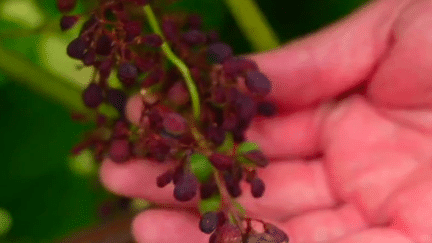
[368,0,432,108]
[249,0,410,108]
[282,204,367,243]
[131,209,208,243]
[322,96,432,225]
[332,228,414,243]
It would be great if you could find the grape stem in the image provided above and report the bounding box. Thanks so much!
[143,5,201,121]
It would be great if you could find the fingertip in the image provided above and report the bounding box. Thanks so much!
[132,209,208,243]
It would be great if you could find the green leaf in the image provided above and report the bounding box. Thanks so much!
[236,141,259,155]
[216,132,234,153]
[199,194,221,214]
[189,153,214,183]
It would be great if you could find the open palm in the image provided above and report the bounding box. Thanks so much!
[100,0,432,242]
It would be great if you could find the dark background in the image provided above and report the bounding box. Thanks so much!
[0,0,370,241]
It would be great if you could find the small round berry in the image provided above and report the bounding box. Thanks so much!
[57,0,77,13]
[162,112,188,137]
[67,38,87,59]
[199,212,218,234]
[173,172,198,202]
[245,71,272,96]
[250,177,265,198]
[95,35,113,56]
[207,42,233,64]
[209,153,234,171]
[168,81,190,106]
[264,223,289,243]
[109,139,131,163]
[156,170,173,188]
[60,15,79,31]
[82,83,103,108]
[257,101,276,117]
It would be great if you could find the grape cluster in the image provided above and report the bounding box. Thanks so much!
[61,0,286,242]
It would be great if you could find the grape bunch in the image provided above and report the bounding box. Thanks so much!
[60,0,288,242]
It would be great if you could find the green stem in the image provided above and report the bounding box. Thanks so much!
[0,44,94,117]
[143,5,201,121]
[223,0,280,52]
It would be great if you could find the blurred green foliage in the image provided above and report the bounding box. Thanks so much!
[0,0,369,242]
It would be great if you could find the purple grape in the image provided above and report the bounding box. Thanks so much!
[60,15,79,31]
[212,87,226,105]
[67,38,87,59]
[235,93,257,122]
[162,19,178,41]
[187,14,203,30]
[95,35,113,56]
[209,232,217,243]
[106,88,127,114]
[246,234,278,243]
[168,81,189,106]
[207,42,233,64]
[117,62,138,86]
[135,56,156,72]
[83,49,96,66]
[244,150,268,167]
[141,68,164,88]
[258,101,276,117]
[206,30,220,43]
[245,71,272,96]
[245,170,256,183]
[224,172,242,198]
[79,15,98,36]
[200,179,218,199]
[82,83,103,108]
[148,108,163,130]
[199,212,219,234]
[173,166,184,185]
[250,177,265,198]
[264,223,289,243]
[182,29,206,45]
[157,170,173,188]
[109,139,131,163]
[142,34,163,48]
[206,126,226,146]
[112,119,130,139]
[123,20,142,42]
[98,59,113,81]
[148,138,171,162]
[163,112,187,137]
[57,0,77,13]
[174,172,198,202]
[209,153,233,171]
[212,223,242,243]
[222,112,237,131]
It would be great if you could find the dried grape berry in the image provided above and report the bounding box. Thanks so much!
[212,223,242,243]
[117,62,138,86]
[207,42,233,64]
[157,170,173,188]
[162,112,187,137]
[174,172,198,201]
[109,139,131,163]
[57,0,77,13]
[199,211,218,234]
[82,83,103,108]
[245,71,271,96]
[257,101,276,117]
[250,177,265,198]
[209,153,233,171]
[60,15,79,31]
[247,234,278,243]
[107,88,127,115]
[96,35,113,56]
[264,223,289,243]
[67,38,87,59]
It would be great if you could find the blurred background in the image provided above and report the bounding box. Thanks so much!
[0,0,370,242]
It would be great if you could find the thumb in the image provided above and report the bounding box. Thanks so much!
[248,0,410,109]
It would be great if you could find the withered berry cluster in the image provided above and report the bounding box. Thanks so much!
[59,0,288,242]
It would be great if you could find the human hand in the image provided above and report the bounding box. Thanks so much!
[100,0,432,242]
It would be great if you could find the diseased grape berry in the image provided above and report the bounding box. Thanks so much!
[117,62,138,86]
[182,29,206,45]
[60,15,79,31]
[82,83,103,108]
[247,233,278,243]
[174,172,198,201]
[157,170,173,188]
[207,42,233,64]
[57,0,77,13]
[107,88,127,115]
[95,35,113,56]
[250,177,265,198]
[168,81,189,106]
[263,223,289,243]
[67,38,87,59]
[244,150,268,167]
[212,223,242,243]
[109,139,131,163]
[162,112,187,137]
[209,153,233,171]
[200,212,219,234]
[257,101,276,117]
[245,71,272,96]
